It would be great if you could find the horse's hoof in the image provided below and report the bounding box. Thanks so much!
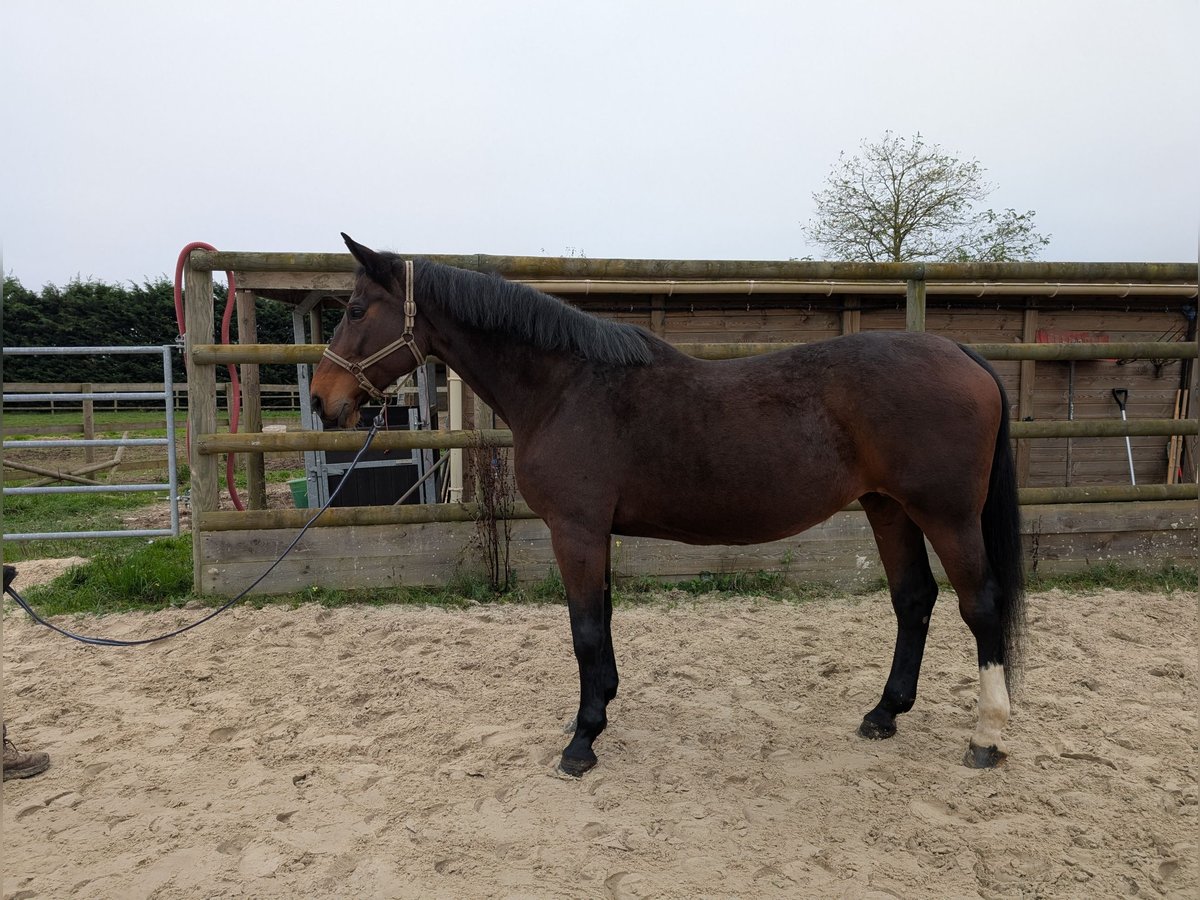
[963,742,1007,769]
[562,716,577,734]
[556,753,597,778]
[857,716,896,740]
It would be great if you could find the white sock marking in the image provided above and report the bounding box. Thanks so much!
[973,663,1010,752]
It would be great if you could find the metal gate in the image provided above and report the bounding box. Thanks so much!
[2,345,181,540]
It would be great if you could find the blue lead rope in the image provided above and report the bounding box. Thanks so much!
[3,413,386,647]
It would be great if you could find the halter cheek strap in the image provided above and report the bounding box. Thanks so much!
[322,259,424,404]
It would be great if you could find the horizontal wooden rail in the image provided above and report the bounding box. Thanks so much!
[1018,485,1198,504]
[1012,419,1197,438]
[965,342,1196,361]
[194,344,336,364]
[191,340,1198,367]
[199,502,538,531]
[186,250,1197,283]
[197,429,514,454]
[196,417,1196,455]
[196,488,1197,532]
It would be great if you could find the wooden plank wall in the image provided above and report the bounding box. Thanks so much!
[201,500,1197,596]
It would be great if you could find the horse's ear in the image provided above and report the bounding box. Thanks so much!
[341,233,390,282]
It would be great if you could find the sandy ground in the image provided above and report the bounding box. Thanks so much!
[2,586,1195,899]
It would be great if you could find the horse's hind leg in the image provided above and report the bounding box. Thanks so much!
[549,522,618,777]
[918,518,1011,769]
[858,493,939,740]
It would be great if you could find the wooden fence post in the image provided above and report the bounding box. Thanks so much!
[650,295,667,338]
[236,289,266,509]
[841,296,861,335]
[185,257,217,591]
[82,383,95,463]
[1016,303,1038,486]
[905,280,926,332]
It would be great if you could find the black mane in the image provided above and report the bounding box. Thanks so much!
[377,256,655,366]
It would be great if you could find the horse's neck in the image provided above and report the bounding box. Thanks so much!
[426,317,571,436]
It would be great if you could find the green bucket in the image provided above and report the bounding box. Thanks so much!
[288,478,309,509]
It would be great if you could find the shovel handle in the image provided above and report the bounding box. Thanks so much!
[1111,388,1129,411]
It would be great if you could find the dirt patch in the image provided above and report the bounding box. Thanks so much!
[3,589,1195,898]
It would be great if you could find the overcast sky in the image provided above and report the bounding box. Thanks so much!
[3,1,1197,290]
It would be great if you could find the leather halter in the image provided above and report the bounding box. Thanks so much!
[322,259,424,403]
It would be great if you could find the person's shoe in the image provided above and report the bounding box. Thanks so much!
[3,727,50,781]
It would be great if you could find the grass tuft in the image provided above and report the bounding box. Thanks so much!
[12,537,193,616]
[1028,561,1196,595]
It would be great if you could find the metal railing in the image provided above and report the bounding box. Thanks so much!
[2,345,180,540]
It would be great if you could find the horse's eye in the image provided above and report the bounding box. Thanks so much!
[348,306,366,320]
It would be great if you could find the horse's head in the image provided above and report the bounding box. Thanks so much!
[310,233,430,428]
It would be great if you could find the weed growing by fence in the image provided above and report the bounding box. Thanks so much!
[466,433,516,593]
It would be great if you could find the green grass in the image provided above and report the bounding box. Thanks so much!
[3,409,298,443]
[1027,561,1196,595]
[10,536,193,616]
[614,570,856,607]
[2,489,175,561]
[2,410,189,430]
[3,409,298,429]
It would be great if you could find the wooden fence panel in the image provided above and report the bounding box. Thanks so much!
[200,500,1196,597]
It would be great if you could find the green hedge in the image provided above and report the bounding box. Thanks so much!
[2,274,333,385]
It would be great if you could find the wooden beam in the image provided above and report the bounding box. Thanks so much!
[196,485,1197,535]
[1011,419,1196,438]
[196,428,514,454]
[650,294,667,337]
[3,459,103,485]
[840,296,861,335]
[82,383,95,464]
[191,339,1198,367]
[1016,302,1038,486]
[185,256,218,590]
[187,251,1198,284]
[1019,484,1197,504]
[199,501,538,531]
[195,417,1196,458]
[236,289,267,510]
[905,279,926,332]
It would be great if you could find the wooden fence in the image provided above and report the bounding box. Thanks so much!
[181,253,1198,594]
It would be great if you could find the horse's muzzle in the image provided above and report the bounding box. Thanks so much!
[311,395,356,430]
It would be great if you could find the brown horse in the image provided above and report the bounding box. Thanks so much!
[311,235,1026,777]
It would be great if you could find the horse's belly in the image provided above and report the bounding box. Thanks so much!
[612,495,844,546]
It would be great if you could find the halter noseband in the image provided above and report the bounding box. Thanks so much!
[322,258,424,404]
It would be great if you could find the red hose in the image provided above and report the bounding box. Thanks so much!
[174,243,244,511]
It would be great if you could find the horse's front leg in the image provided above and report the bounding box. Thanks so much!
[549,523,617,777]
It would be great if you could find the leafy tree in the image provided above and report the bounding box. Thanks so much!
[803,132,1050,262]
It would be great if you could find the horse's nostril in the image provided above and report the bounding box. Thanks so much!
[311,396,323,416]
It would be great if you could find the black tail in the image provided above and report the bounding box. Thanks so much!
[960,345,1027,690]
